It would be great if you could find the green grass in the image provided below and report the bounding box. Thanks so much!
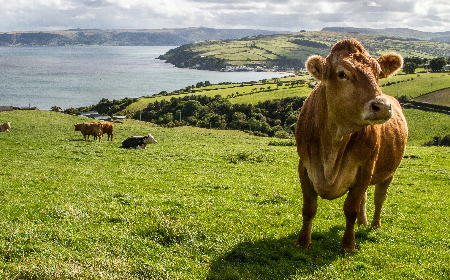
[1,109,450,279]
[121,71,450,119]
[165,31,450,70]
[380,73,450,100]
[121,75,313,114]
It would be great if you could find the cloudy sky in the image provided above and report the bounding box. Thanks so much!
[1,0,449,33]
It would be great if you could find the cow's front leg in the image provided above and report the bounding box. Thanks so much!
[295,163,317,249]
[342,182,371,253]
[341,188,361,253]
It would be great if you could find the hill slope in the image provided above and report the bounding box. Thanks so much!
[159,31,450,71]
[1,108,450,278]
[322,27,450,43]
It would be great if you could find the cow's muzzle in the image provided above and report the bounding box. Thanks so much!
[362,97,392,124]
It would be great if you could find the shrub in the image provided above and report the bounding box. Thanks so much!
[274,130,290,139]
[268,139,296,146]
[424,134,450,146]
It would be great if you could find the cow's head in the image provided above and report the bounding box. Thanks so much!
[74,123,82,131]
[306,39,403,129]
[143,134,157,144]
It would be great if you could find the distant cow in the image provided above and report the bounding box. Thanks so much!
[121,134,157,149]
[74,122,103,142]
[0,122,11,132]
[295,39,408,253]
[98,122,113,141]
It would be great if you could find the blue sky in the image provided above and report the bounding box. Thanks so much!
[1,0,449,33]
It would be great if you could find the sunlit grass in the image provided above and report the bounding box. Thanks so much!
[0,110,449,279]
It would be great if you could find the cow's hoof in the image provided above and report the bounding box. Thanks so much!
[294,241,310,249]
[339,245,356,254]
[370,221,382,229]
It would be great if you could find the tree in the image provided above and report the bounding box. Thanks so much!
[159,112,173,124]
[403,62,417,74]
[231,112,247,130]
[429,57,447,72]
[181,100,202,118]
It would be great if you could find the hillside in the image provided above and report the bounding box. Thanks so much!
[72,70,447,140]
[322,27,450,43]
[158,31,450,71]
[1,108,450,278]
[0,27,283,46]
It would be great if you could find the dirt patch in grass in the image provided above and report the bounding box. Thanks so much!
[415,88,450,106]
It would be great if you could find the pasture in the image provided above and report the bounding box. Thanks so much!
[0,109,449,279]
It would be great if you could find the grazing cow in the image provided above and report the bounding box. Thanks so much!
[74,122,103,142]
[121,134,157,149]
[93,122,113,141]
[295,39,408,253]
[0,122,11,132]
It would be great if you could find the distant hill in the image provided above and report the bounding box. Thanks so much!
[158,30,450,71]
[0,27,285,46]
[322,27,450,43]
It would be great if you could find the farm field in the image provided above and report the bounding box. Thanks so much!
[121,74,313,115]
[0,109,449,279]
[159,31,450,71]
[119,71,450,118]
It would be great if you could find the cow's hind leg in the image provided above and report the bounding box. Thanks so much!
[295,163,317,249]
[371,176,393,229]
[357,191,369,226]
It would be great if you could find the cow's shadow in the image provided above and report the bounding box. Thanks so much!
[207,225,375,279]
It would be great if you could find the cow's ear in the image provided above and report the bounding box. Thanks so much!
[306,55,326,81]
[377,53,403,79]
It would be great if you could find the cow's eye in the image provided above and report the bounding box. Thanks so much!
[338,71,348,80]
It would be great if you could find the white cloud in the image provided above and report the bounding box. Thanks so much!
[0,0,450,32]
[367,1,381,7]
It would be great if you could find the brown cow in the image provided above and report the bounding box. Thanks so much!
[74,122,103,142]
[295,39,408,253]
[98,122,113,141]
[0,122,11,132]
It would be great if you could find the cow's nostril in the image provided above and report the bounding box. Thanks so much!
[371,103,380,112]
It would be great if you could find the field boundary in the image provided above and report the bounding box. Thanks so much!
[403,99,450,114]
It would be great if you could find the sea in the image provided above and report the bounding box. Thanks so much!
[0,46,287,110]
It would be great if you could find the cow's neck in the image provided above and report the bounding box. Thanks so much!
[316,86,362,183]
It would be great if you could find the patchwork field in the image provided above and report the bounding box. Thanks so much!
[0,109,449,279]
[160,31,450,71]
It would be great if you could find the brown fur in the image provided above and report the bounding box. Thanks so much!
[97,122,113,141]
[295,39,408,253]
[74,122,103,142]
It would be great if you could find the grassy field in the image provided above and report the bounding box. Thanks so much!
[380,72,450,101]
[1,108,450,279]
[119,71,450,118]
[121,74,313,115]
[160,31,450,71]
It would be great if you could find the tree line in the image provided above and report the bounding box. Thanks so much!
[62,93,306,138]
[403,56,450,74]
[139,95,306,137]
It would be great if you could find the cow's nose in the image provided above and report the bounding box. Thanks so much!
[370,99,391,113]
[363,97,392,124]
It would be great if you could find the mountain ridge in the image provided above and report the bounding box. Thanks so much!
[0,27,285,46]
[322,27,450,42]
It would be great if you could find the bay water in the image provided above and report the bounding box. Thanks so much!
[0,46,286,110]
